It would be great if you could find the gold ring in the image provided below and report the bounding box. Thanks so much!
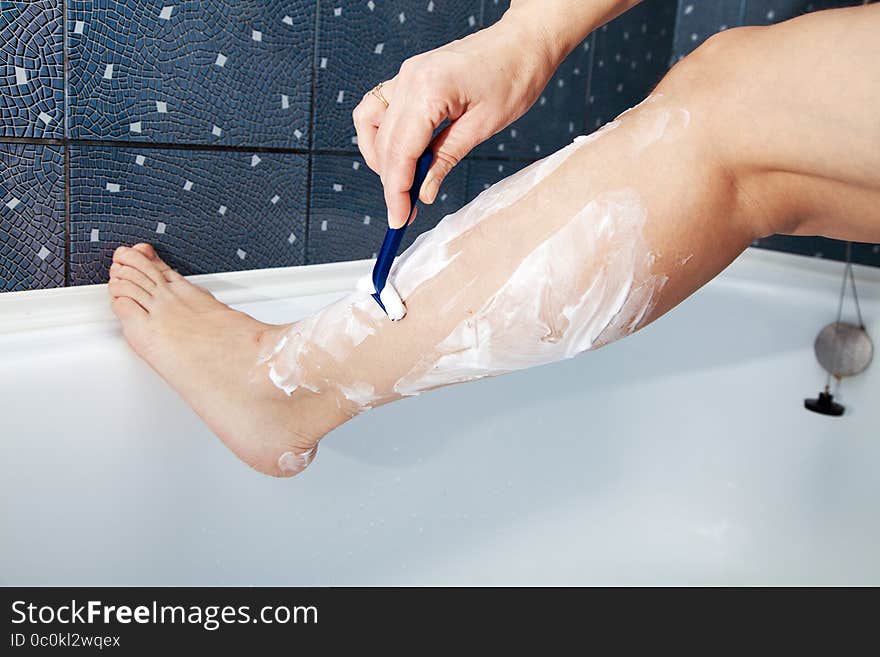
[370,82,390,109]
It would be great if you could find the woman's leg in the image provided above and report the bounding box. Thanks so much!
[108,6,880,477]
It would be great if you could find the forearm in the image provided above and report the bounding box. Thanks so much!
[504,0,643,66]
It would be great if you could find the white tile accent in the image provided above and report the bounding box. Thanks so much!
[288,233,297,244]
[271,194,280,204]
[156,222,167,234]
[333,7,342,17]
[5,197,21,211]
[129,121,142,133]
[155,100,168,113]
[135,154,146,166]
[106,182,120,193]
[374,42,384,55]
[38,112,52,126]
[215,53,227,67]
[320,57,328,69]
[336,90,345,103]
[252,30,262,42]
[363,215,371,225]
[73,20,85,35]
[212,125,222,137]
[250,154,261,167]
[103,63,114,80]
[90,229,100,242]
[236,248,247,260]
[468,15,475,27]
[14,66,28,86]
[399,11,406,23]
[367,1,375,10]
[37,246,50,261]
[427,1,435,12]
[293,129,303,140]
[183,180,193,191]
[282,15,293,25]
[321,220,328,231]
[159,6,174,20]
[332,183,343,192]
[281,94,290,109]
[352,161,360,170]
[218,205,228,216]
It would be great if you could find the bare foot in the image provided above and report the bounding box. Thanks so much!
[107,243,339,477]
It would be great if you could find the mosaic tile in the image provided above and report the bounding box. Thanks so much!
[67,1,314,147]
[307,152,467,265]
[475,0,593,158]
[69,146,307,284]
[0,1,63,138]
[743,0,862,25]
[313,0,481,150]
[672,1,744,60]
[753,236,880,268]
[0,143,65,290]
[587,0,677,131]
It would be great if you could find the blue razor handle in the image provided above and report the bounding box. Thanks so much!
[371,148,434,312]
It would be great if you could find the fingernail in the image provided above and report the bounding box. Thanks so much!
[421,174,440,204]
[388,211,405,229]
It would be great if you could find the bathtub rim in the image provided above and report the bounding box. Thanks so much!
[0,248,877,335]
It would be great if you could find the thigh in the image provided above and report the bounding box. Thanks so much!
[679,4,880,241]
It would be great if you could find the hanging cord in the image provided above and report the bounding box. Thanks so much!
[826,242,867,391]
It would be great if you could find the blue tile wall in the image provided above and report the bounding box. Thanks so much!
[0,1,63,138]
[69,146,307,284]
[313,0,481,151]
[588,0,677,130]
[0,0,877,293]
[475,1,593,159]
[308,152,467,264]
[672,1,744,59]
[67,1,315,147]
[0,143,65,290]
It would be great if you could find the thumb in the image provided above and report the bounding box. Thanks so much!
[419,113,484,204]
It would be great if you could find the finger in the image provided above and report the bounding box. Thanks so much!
[407,205,418,226]
[353,86,391,172]
[376,101,438,228]
[420,112,484,204]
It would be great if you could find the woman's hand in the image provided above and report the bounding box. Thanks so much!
[352,15,558,228]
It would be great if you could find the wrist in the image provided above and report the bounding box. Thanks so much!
[499,4,571,70]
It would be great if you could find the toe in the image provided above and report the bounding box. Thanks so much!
[107,278,154,311]
[113,246,166,287]
[111,296,148,322]
[109,262,157,293]
[131,242,158,260]
[130,243,185,283]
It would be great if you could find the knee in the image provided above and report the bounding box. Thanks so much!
[658,26,760,104]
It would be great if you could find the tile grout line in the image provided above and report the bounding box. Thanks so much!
[303,3,322,266]
[62,0,70,287]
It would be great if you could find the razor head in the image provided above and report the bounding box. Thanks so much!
[371,291,387,314]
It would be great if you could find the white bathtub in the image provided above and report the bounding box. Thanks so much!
[1,248,878,586]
